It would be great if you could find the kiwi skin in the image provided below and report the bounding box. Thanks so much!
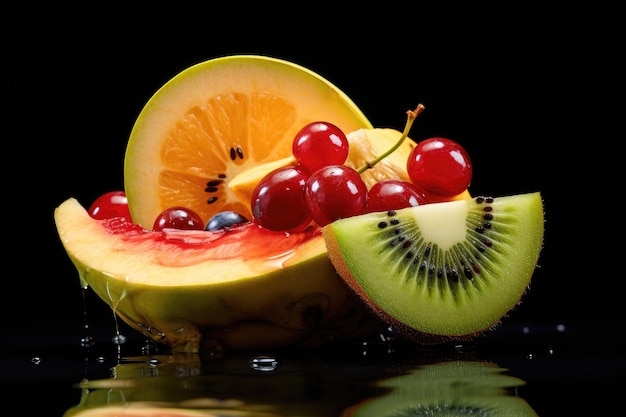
[360,297,500,346]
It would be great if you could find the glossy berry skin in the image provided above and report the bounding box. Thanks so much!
[407,137,472,197]
[205,211,249,231]
[305,165,368,227]
[292,121,349,173]
[153,206,204,231]
[251,165,312,232]
[88,191,132,222]
[366,179,429,213]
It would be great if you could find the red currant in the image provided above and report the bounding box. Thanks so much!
[407,137,472,197]
[251,165,312,232]
[292,121,349,173]
[305,165,368,227]
[153,206,204,231]
[88,191,132,222]
[366,179,429,213]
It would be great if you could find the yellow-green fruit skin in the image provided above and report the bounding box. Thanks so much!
[323,192,545,343]
[55,198,380,353]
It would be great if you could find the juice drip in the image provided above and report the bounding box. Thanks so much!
[77,283,162,382]
[261,249,296,269]
[79,286,95,348]
[80,284,127,350]
[108,284,128,349]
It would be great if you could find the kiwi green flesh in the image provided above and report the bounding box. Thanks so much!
[322,192,544,341]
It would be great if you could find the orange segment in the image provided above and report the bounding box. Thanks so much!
[157,92,297,222]
[124,55,372,229]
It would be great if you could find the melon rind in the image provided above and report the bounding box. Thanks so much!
[322,192,545,339]
[55,197,379,352]
[124,55,373,229]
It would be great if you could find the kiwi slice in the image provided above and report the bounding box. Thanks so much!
[322,192,544,343]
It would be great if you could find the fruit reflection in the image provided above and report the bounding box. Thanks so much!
[341,360,538,416]
[63,351,537,417]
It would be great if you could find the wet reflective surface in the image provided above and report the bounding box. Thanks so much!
[11,2,615,416]
[3,318,621,416]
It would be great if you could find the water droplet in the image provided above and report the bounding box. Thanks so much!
[249,355,278,372]
[96,356,106,363]
[382,326,399,340]
[31,357,41,365]
[112,334,127,345]
[139,324,165,339]
[80,336,95,348]
[141,341,156,355]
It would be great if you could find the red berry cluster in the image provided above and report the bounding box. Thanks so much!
[88,105,473,234]
[251,121,364,232]
[88,192,247,232]
[251,105,473,232]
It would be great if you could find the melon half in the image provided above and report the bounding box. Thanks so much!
[55,198,380,353]
[54,55,424,353]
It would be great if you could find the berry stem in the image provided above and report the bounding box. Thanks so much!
[356,104,425,174]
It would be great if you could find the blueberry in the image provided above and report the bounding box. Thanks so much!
[205,211,249,231]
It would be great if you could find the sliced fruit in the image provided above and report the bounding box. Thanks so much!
[124,54,372,229]
[322,192,544,343]
[54,197,381,353]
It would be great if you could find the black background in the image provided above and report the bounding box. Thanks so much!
[8,2,621,340]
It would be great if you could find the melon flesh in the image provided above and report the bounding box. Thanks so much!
[54,197,380,352]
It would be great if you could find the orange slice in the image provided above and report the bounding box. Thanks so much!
[124,55,372,229]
